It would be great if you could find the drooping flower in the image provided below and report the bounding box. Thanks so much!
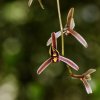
[70,69,96,94]
[28,0,44,9]
[37,32,79,75]
[47,8,88,48]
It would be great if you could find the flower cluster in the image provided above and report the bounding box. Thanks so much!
[28,0,96,94]
[37,8,96,94]
[47,8,88,48]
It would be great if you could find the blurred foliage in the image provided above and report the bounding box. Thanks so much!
[0,0,100,100]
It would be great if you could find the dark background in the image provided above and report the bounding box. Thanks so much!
[0,0,100,100]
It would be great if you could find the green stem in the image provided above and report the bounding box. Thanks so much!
[67,65,72,74]
[56,0,64,55]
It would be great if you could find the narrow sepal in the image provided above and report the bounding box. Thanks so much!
[47,31,61,46]
[67,8,75,29]
[38,0,44,9]
[70,18,75,29]
[51,32,57,49]
[37,58,52,75]
[68,29,88,48]
[82,69,96,76]
[81,78,92,94]
[28,0,33,7]
[59,56,79,71]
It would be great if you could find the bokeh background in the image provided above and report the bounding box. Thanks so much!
[0,0,100,100]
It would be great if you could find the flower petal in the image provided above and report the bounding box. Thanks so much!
[70,18,75,29]
[51,32,57,49]
[28,0,33,7]
[38,0,44,9]
[67,8,75,29]
[37,58,52,75]
[83,69,96,76]
[47,31,61,46]
[59,56,79,71]
[81,78,92,94]
[68,29,88,48]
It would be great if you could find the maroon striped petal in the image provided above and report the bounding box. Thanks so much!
[59,56,79,71]
[51,32,57,49]
[47,31,61,46]
[37,58,52,75]
[81,78,92,94]
[68,29,88,48]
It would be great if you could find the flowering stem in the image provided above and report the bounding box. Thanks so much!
[56,0,64,55]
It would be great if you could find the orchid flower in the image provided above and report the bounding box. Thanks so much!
[28,0,44,9]
[47,8,88,48]
[70,69,96,94]
[37,32,79,75]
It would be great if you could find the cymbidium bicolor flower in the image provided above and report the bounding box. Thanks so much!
[71,69,96,94]
[37,32,79,75]
[47,8,88,48]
